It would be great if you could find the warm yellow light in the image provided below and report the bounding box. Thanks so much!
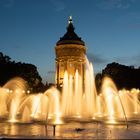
[27,90,30,94]
[15,90,19,93]
[6,89,10,93]
[10,90,13,93]
[53,117,64,124]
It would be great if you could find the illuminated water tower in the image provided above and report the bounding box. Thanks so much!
[55,16,86,88]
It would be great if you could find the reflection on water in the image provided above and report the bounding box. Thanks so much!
[0,122,140,139]
[0,123,48,137]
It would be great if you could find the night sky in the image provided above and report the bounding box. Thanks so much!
[0,0,140,83]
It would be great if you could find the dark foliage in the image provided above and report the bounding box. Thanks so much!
[0,52,46,93]
[95,62,140,92]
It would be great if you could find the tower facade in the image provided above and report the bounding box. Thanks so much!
[55,17,86,88]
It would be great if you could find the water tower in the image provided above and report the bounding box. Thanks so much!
[55,16,86,88]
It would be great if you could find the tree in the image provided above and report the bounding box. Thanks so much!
[99,62,140,90]
[0,52,46,93]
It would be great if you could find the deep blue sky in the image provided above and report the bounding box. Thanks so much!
[0,0,140,83]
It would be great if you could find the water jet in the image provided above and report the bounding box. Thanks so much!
[0,17,140,139]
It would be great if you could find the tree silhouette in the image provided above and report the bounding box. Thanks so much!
[0,52,46,93]
[95,62,140,91]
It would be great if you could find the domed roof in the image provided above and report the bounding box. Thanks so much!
[56,16,85,46]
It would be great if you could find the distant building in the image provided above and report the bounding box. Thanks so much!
[55,16,86,88]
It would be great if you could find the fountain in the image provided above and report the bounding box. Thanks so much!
[0,56,140,139]
[0,16,140,139]
[0,56,140,126]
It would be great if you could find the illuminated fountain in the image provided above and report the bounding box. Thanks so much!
[0,17,140,126]
[0,57,140,125]
[0,17,140,139]
[59,57,140,124]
